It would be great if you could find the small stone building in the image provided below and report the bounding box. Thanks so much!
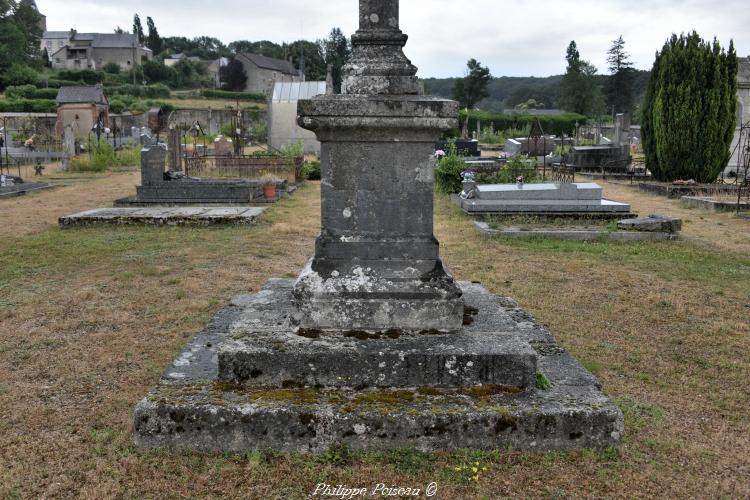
[267,81,327,154]
[45,31,152,71]
[236,53,302,97]
[55,86,109,138]
[727,56,750,175]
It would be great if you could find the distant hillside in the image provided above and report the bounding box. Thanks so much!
[423,70,651,115]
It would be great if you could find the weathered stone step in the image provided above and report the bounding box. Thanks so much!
[218,329,538,389]
[134,383,622,453]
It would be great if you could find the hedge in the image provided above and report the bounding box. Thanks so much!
[35,79,83,89]
[0,99,57,113]
[201,89,266,102]
[458,110,587,137]
[106,84,171,99]
[5,85,58,100]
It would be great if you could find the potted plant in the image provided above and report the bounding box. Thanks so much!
[260,173,280,200]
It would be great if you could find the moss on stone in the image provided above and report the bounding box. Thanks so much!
[464,384,523,399]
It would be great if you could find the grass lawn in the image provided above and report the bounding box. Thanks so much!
[0,177,748,497]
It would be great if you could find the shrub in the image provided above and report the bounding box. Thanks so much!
[5,86,59,100]
[3,64,40,87]
[71,141,140,172]
[57,69,104,85]
[102,62,121,74]
[250,120,267,143]
[142,60,177,84]
[0,99,56,113]
[109,98,126,114]
[107,83,171,99]
[201,89,266,102]
[435,141,467,194]
[36,78,80,89]
[4,84,37,99]
[641,32,738,183]
[301,160,321,180]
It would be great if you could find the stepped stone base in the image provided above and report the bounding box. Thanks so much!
[133,280,623,452]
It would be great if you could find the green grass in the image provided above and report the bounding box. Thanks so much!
[0,225,256,296]
[487,236,750,293]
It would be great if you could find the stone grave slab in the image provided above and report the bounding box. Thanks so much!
[59,207,266,227]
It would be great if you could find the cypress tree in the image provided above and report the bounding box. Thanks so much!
[641,32,738,182]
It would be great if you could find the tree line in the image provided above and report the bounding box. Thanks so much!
[427,36,651,120]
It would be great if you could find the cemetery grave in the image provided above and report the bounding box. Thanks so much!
[475,214,682,241]
[2,1,750,497]
[133,0,621,453]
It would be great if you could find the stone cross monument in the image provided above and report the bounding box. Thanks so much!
[294,0,463,331]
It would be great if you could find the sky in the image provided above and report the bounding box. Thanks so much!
[36,0,750,78]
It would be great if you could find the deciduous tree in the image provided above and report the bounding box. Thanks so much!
[452,58,492,109]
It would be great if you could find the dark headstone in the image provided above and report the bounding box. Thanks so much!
[140,146,167,186]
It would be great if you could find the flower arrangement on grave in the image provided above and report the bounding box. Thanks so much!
[435,149,446,159]
[461,170,476,181]
[516,175,524,186]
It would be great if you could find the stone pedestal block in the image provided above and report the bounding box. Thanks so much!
[295,96,462,331]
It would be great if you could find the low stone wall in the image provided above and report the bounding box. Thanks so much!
[136,180,264,204]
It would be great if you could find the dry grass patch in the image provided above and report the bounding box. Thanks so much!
[1,179,749,497]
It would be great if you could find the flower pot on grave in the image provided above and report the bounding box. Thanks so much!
[262,184,276,199]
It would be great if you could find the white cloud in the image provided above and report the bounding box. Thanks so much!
[36,0,749,77]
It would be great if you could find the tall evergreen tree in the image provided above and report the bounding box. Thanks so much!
[220,57,247,91]
[452,58,492,109]
[560,40,605,117]
[146,16,163,54]
[606,35,635,114]
[132,14,144,44]
[641,32,738,182]
[321,27,350,93]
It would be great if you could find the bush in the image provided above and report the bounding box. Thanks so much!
[201,89,266,102]
[476,155,540,184]
[107,83,171,98]
[641,32,738,183]
[102,62,121,74]
[109,98,126,114]
[0,99,56,113]
[3,64,40,87]
[5,85,58,100]
[4,84,36,99]
[36,78,81,89]
[435,141,467,194]
[71,141,140,172]
[301,160,321,180]
[57,69,104,85]
[142,60,177,84]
